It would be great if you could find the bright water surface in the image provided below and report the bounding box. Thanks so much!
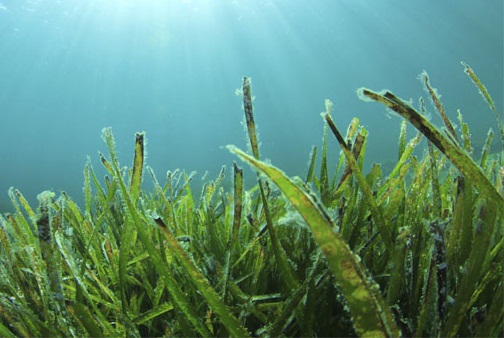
[0,0,502,211]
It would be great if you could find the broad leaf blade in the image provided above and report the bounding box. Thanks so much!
[228,145,400,338]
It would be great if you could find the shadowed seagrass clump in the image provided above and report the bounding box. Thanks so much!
[0,63,502,337]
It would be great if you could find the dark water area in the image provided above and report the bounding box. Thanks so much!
[0,0,502,212]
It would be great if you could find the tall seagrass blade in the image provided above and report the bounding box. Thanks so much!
[228,145,400,338]
[358,87,504,209]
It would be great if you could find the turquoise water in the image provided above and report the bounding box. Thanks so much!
[0,0,502,211]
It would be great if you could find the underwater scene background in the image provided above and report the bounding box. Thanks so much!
[0,0,502,211]
[0,1,503,337]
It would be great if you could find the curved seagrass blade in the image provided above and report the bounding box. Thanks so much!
[358,88,504,210]
[324,113,393,250]
[228,145,400,338]
[461,62,504,151]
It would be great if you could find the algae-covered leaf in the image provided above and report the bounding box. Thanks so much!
[228,145,400,338]
[461,61,503,146]
[239,77,301,293]
[231,162,243,250]
[358,87,504,209]
[421,71,458,143]
[130,132,145,204]
[242,77,260,160]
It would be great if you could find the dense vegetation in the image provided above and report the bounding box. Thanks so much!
[0,63,502,337]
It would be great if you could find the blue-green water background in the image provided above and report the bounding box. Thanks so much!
[0,0,502,212]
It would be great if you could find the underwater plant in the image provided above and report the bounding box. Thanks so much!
[0,63,502,337]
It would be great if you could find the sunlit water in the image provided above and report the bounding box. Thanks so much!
[0,0,502,212]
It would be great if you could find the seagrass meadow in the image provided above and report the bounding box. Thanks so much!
[0,63,502,337]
